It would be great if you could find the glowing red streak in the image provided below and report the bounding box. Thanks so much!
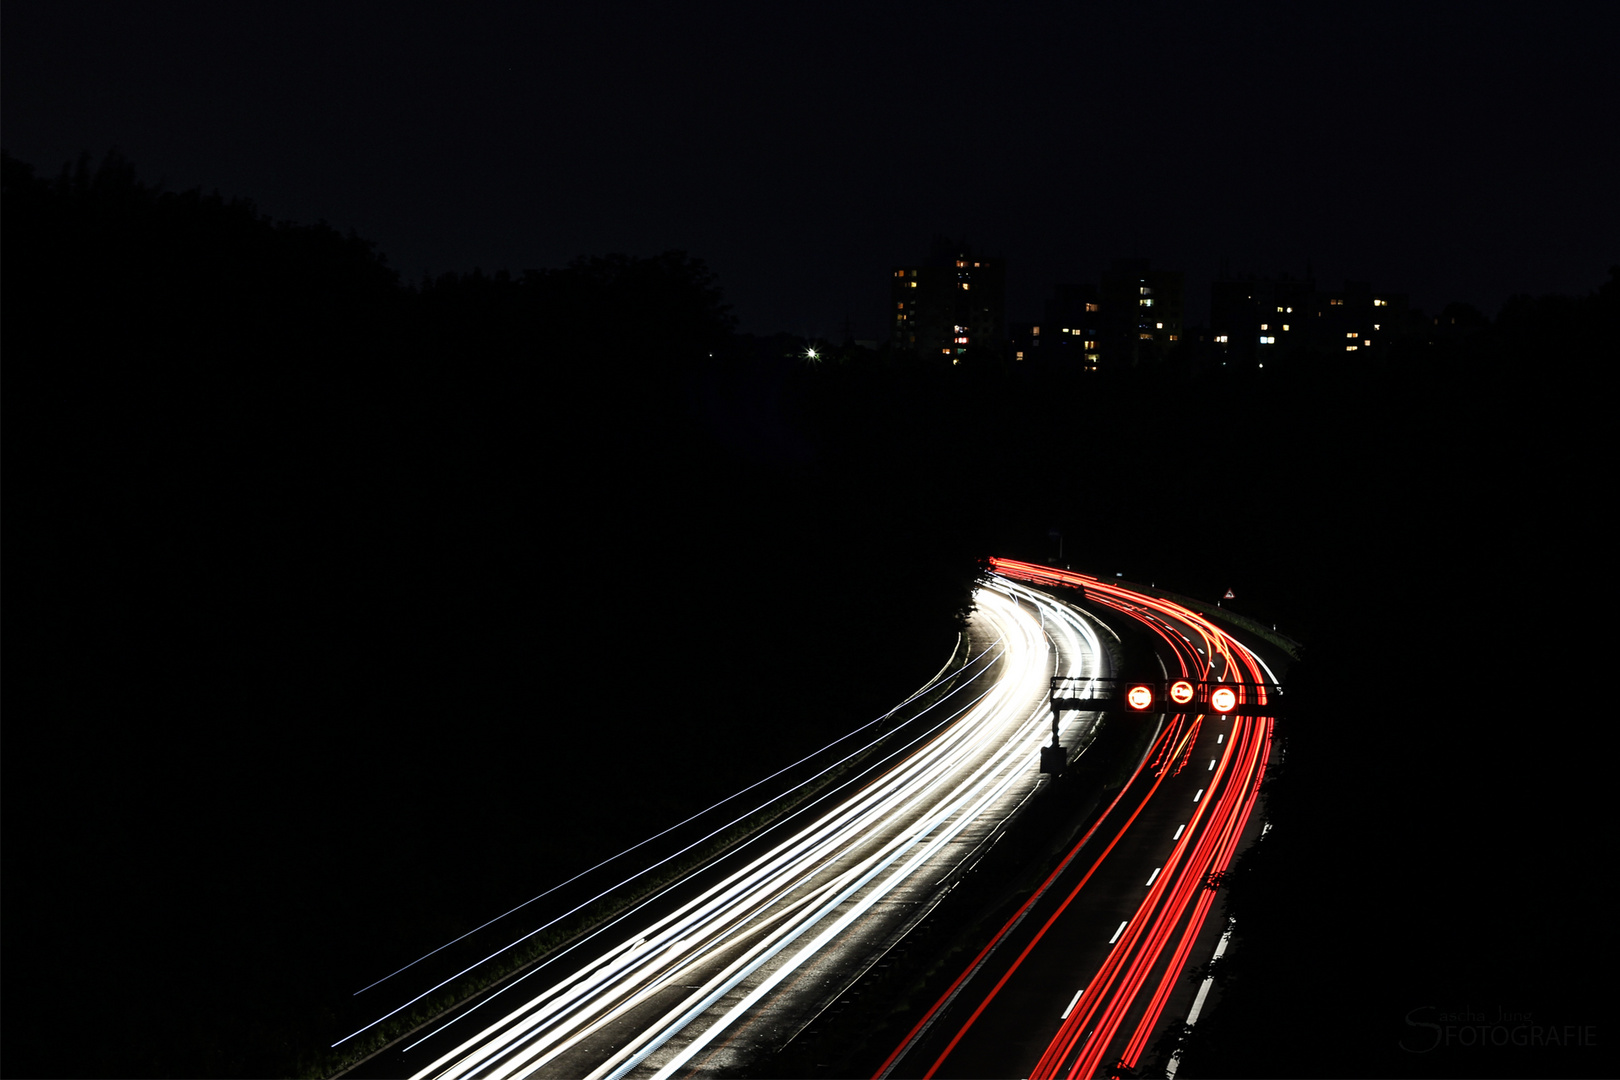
[886,560,1282,1080]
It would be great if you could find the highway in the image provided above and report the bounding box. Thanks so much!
[349,577,1114,1079]
[874,559,1281,1080]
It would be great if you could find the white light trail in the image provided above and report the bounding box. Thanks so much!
[404,583,1104,1080]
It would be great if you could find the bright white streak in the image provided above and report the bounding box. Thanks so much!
[414,585,1099,1080]
[351,636,976,999]
[354,644,1010,1052]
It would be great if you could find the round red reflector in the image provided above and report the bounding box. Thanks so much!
[1210,686,1237,713]
[1126,685,1154,711]
[1169,680,1195,706]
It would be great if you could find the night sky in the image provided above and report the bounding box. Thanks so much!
[6,1,1615,336]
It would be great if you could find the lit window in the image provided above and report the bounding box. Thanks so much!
[910,281,917,288]
[1277,306,1284,313]
[956,260,966,268]
[955,336,969,344]
[974,262,981,267]
[1140,286,1152,295]
[1260,336,1275,344]
[897,302,905,309]
[1084,340,1096,349]
[1215,334,1228,343]
[961,283,970,290]
[1086,302,1099,312]
[1169,334,1178,341]
[1140,332,1154,340]
[1032,326,1040,335]
[942,348,951,354]
[1373,323,1380,330]
[1260,323,1269,330]
[1016,351,1024,360]
[1156,322,1163,329]
[1346,344,1358,351]
[1374,298,1387,307]
[1140,298,1153,307]
[1330,299,1343,306]
[1282,324,1289,331]
[1347,331,1358,338]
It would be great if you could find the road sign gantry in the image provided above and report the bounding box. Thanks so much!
[1041,678,1286,775]
[1048,677,1286,718]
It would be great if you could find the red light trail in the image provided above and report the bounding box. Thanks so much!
[875,558,1278,1079]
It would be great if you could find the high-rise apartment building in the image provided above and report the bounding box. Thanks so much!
[891,240,1006,361]
[1211,272,1412,364]
[1098,258,1184,367]
[1040,283,1103,368]
[1210,272,1316,366]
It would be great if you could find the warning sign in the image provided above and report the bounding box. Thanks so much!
[1223,588,1236,599]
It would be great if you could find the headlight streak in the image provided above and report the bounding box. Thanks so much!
[407,585,1103,1079]
[638,663,1084,1080]
[401,670,1010,1061]
[473,595,1052,1079]
[352,636,974,1000]
[545,700,1047,1080]
[344,642,1012,1052]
